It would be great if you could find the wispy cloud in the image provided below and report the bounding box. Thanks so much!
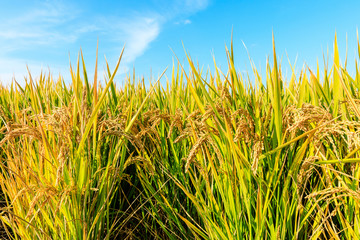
[0,2,81,52]
[0,0,210,84]
[0,1,81,83]
[175,19,192,25]
[102,15,162,65]
[184,19,192,24]
[184,0,210,12]
[168,0,210,15]
[96,0,211,66]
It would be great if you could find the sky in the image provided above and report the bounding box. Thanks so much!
[0,0,360,86]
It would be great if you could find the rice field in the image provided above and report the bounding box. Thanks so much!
[0,34,360,239]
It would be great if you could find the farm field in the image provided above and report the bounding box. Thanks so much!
[0,36,360,239]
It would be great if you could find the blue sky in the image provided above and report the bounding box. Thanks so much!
[0,0,360,85]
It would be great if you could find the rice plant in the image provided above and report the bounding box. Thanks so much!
[0,33,360,239]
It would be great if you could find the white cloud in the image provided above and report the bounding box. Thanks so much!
[86,14,162,79]
[0,0,211,84]
[0,2,80,52]
[168,0,210,15]
[0,1,90,84]
[174,19,192,25]
[114,17,161,64]
[184,19,192,24]
[184,0,210,11]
